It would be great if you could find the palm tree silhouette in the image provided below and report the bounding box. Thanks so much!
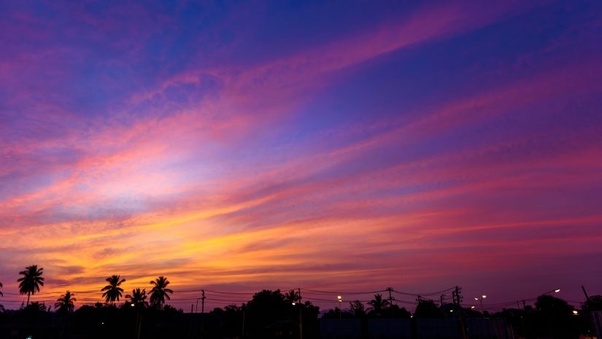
[126,288,148,309]
[0,281,3,296]
[17,265,44,305]
[284,289,300,304]
[149,276,173,308]
[55,291,76,313]
[368,293,390,316]
[101,275,126,304]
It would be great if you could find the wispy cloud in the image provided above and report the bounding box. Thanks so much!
[0,1,601,310]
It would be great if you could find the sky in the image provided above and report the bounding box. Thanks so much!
[1,1,601,312]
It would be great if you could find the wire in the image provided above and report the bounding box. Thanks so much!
[303,288,386,295]
[391,286,456,297]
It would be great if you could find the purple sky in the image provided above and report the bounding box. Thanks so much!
[1,1,601,311]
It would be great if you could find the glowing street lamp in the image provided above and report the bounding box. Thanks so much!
[475,295,487,315]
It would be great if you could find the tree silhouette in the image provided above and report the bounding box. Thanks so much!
[245,289,293,337]
[55,290,76,313]
[389,304,412,318]
[17,265,44,305]
[349,300,366,317]
[126,288,148,309]
[367,293,390,316]
[414,299,442,318]
[0,281,3,296]
[24,301,47,312]
[101,275,126,304]
[535,294,573,315]
[149,276,173,308]
[535,294,577,338]
[583,295,602,312]
[284,289,300,304]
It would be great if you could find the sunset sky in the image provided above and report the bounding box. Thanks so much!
[1,1,601,312]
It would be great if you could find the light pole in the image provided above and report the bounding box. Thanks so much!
[543,288,560,295]
[474,294,487,315]
[131,302,142,339]
[337,295,343,339]
[292,301,302,339]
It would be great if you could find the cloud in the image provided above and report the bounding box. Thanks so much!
[1,1,601,310]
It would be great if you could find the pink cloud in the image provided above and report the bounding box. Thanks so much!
[124,1,537,143]
[1,1,601,311]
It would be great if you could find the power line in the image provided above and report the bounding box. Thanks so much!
[303,288,386,295]
[391,286,456,297]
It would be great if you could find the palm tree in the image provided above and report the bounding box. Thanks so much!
[284,289,300,304]
[149,276,173,308]
[101,275,126,304]
[17,265,44,305]
[55,291,76,313]
[0,281,3,296]
[126,288,148,309]
[367,293,390,316]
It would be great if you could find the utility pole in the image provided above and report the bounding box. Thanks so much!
[201,290,206,314]
[200,290,206,339]
[582,285,590,301]
[386,287,395,317]
[386,287,395,306]
[450,286,467,339]
[452,286,462,305]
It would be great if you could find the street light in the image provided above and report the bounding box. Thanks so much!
[475,295,487,315]
[292,300,302,339]
[131,303,141,339]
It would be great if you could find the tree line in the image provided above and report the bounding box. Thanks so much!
[1,265,602,338]
[0,265,173,311]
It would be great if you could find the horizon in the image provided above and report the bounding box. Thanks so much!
[0,279,585,313]
[1,1,601,313]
